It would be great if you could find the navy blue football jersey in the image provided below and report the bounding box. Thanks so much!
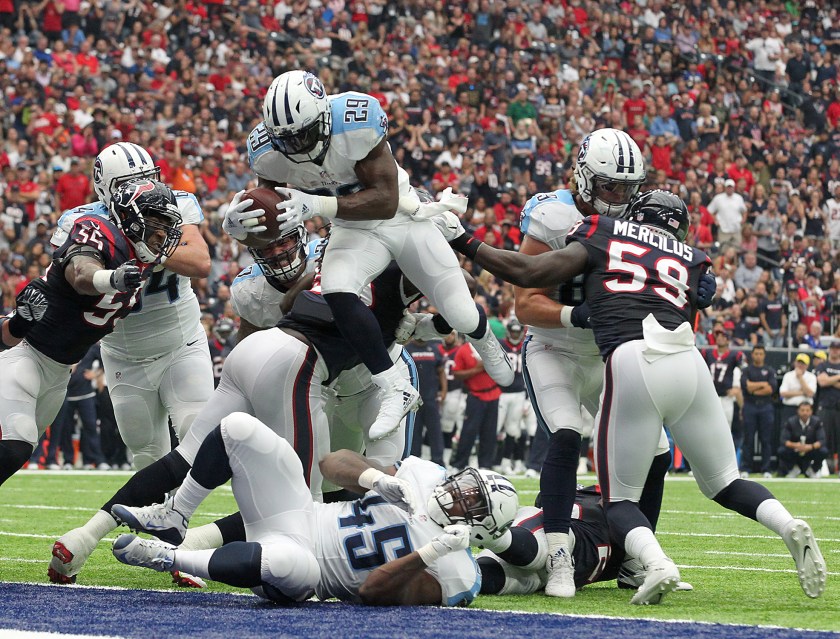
[278,262,420,383]
[437,342,463,392]
[566,215,712,359]
[500,339,525,393]
[701,348,744,396]
[26,215,141,365]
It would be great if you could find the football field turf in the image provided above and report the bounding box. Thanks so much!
[0,470,837,636]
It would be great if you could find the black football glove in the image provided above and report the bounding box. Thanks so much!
[110,260,142,293]
[570,302,592,329]
[8,283,49,337]
[696,272,716,309]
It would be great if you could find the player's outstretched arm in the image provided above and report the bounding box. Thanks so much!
[319,449,394,493]
[159,224,211,278]
[342,139,400,221]
[514,235,570,329]
[0,283,49,349]
[64,254,142,297]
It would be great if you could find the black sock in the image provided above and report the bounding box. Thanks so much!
[713,479,774,520]
[191,426,233,490]
[477,557,506,594]
[497,527,540,567]
[540,429,582,533]
[639,451,671,530]
[606,500,653,547]
[0,440,33,486]
[102,450,190,513]
[215,512,247,544]
[432,314,453,335]
[323,292,393,374]
[466,304,488,339]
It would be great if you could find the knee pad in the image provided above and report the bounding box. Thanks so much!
[208,541,263,588]
[0,440,34,485]
[256,537,320,603]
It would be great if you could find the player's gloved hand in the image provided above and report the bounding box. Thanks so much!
[417,524,471,565]
[222,190,265,241]
[570,302,591,329]
[696,272,717,309]
[7,283,49,338]
[275,187,338,233]
[358,468,419,514]
[110,260,142,293]
[431,211,466,242]
[411,187,469,221]
[395,310,419,344]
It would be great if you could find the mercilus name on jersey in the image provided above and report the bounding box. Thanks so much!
[613,220,694,261]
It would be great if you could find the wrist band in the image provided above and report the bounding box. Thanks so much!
[7,312,30,338]
[358,467,385,490]
[560,305,574,328]
[318,195,338,218]
[416,542,443,566]
[92,269,117,294]
[449,233,481,260]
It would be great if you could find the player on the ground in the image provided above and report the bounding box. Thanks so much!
[48,143,214,589]
[0,179,182,489]
[223,70,512,443]
[434,189,827,604]
[111,412,519,606]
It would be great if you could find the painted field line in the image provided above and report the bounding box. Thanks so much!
[657,530,840,543]
[676,563,840,576]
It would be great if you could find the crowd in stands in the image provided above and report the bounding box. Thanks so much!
[1,0,839,471]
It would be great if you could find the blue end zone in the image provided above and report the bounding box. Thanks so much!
[1,583,836,639]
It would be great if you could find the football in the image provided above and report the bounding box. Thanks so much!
[239,187,288,248]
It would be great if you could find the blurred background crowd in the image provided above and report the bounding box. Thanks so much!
[1,0,839,473]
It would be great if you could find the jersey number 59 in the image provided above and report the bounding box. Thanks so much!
[604,240,689,308]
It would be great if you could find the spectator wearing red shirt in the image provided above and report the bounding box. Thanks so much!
[473,211,503,248]
[727,155,755,192]
[689,209,714,251]
[492,190,519,224]
[7,165,41,222]
[649,135,673,177]
[431,162,459,193]
[449,340,500,470]
[55,159,91,212]
[621,86,646,127]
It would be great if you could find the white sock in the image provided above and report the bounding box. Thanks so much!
[756,499,795,536]
[80,509,118,539]
[180,522,224,551]
[172,548,215,580]
[546,532,570,556]
[624,526,668,568]
[171,474,212,520]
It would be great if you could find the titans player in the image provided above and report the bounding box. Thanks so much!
[223,70,512,444]
[0,179,182,488]
[434,190,827,604]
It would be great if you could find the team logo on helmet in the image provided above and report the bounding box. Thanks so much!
[304,74,325,99]
[93,158,103,184]
[578,135,591,163]
[124,180,157,204]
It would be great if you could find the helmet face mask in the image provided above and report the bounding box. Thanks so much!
[427,468,519,544]
[623,189,690,242]
[248,225,307,287]
[505,320,524,345]
[573,129,646,217]
[263,71,332,164]
[93,143,161,208]
[109,179,183,264]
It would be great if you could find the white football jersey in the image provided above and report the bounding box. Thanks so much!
[51,192,204,360]
[519,190,599,355]
[312,457,481,606]
[247,91,415,230]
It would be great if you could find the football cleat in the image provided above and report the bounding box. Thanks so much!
[466,329,514,387]
[782,519,826,598]
[618,557,692,591]
[544,547,576,598]
[369,367,422,441]
[111,494,189,545]
[171,570,206,588]
[630,557,680,605]
[112,534,176,572]
[48,527,100,584]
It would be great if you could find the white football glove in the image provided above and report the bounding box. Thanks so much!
[222,190,266,241]
[411,187,469,221]
[417,524,471,565]
[275,187,337,233]
[395,310,419,345]
[357,467,419,514]
[431,211,466,242]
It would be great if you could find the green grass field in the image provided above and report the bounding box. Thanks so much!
[1,471,837,632]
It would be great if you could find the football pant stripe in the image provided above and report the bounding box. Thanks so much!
[597,353,616,502]
[400,348,418,460]
[521,336,551,437]
[291,346,318,487]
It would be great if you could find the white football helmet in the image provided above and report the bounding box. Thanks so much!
[93,142,161,207]
[573,128,645,217]
[263,70,332,164]
[427,468,519,545]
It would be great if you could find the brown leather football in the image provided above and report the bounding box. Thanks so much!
[239,187,288,248]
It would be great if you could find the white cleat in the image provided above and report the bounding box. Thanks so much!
[618,557,693,592]
[111,494,189,545]
[630,558,680,605]
[544,547,576,598]
[782,519,827,598]
[49,526,101,584]
[370,368,421,440]
[112,534,176,572]
[466,329,514,387]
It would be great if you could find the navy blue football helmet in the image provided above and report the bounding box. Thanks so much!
[624,189,690,242]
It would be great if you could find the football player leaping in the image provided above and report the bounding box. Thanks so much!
[223,70,513,445]
[111,412,519,607]
[0,179,182,489]
[49,143,214,589]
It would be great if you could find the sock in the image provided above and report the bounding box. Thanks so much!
[713,478,775,520]
[540,429,581,534]
[639,451,672,530]
[477,557,506,594]
[496,527,541,568]
[624,526,668,568]
[323,292,393,374]
[546,532,570,557]
[756,499,795,536]
[466,305,487,339]
[81,509,119,539]
[103,450,190,513]
[180,522,224,551]
[432,314,453,335]
[171,548,215,580]
[172,473,212,520]
[216,512,246,544]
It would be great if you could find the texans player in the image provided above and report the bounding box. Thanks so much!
[0,179,182,488]
[433,190,827,604]
[437,331,466,466]
[496,320,528,475]
[111,417,518,607]
[222,70,512,444]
